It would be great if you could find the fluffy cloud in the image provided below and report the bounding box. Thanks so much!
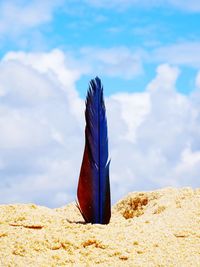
[168,0,200,12]
[195,71,200,88]
[151,42,200,68]
[106,63,200,200]
[79,47,143,79]
[0,50,200,207]
[85,0,200,12]
[0,50,85,206]
[0,0,63,36]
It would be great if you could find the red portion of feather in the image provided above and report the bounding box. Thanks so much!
[77,144,94,223]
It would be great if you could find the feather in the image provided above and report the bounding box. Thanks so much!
[77,77,111,224]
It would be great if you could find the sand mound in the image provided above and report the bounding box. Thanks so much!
[0,187,200,266]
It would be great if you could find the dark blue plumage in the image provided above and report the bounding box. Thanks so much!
[77,77,111,224]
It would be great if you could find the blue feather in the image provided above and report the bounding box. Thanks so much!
[77,77,111,224]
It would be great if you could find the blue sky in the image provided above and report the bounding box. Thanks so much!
[0,0,200,207]
[1,0,200,95]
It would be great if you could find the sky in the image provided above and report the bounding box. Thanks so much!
[0,0,200,207]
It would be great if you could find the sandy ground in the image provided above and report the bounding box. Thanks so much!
[0,187,200,267]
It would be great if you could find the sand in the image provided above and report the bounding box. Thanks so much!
[0,187,200,267]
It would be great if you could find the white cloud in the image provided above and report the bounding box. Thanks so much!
[85,0,200,12]
[0,158,5,170]
[85,0,162,9]
[106,63,200,200]
[0,61,56,104]
[107,92,150,142]
[151,42,200,68]
[168,0,200,12]
[0,50,200,207]
[0,108,51,149]
[195,71,200,88]
[130,65,199,188]
[146,64,180,92]
[0,49,85,206]
[80,47,143,79]
[3,49,84,119]
[0,0,63,36]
